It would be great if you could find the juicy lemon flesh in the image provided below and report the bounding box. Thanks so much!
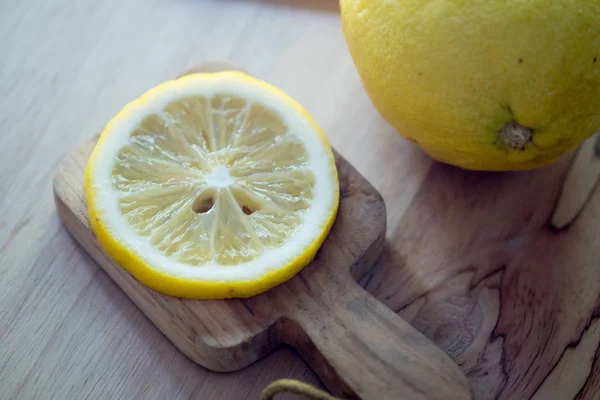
[114,95,314,266]
[86,72,339,299]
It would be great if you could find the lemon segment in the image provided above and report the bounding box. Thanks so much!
[85,72,339,299]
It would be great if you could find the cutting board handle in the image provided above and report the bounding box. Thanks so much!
[281,274,472,400]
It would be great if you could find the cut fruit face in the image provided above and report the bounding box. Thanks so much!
[85,71,339,299]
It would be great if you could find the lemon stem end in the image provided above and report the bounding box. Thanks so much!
[500,121,533,149]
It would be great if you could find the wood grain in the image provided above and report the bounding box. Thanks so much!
[360,153,600,400]
[551,132,600,230]
[3,0,600,399]
[53,134,470,399]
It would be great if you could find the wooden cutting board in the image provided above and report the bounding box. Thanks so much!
[359,145,600,400]
[53,63,600,400]
[53,136,471,399]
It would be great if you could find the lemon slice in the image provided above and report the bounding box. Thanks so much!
[85,71,339,299]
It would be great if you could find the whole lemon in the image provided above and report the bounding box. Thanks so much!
[340,0,600,170]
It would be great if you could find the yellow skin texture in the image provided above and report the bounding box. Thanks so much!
[340,0,600,170]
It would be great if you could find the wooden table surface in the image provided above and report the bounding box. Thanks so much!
[3,1,600,399]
